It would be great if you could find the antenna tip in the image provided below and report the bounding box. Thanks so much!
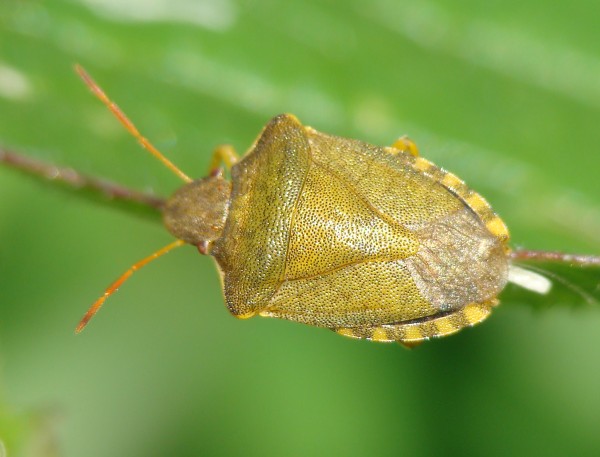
[75,321,86,334]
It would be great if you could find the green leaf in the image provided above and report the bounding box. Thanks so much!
[1,1,600,457]
[506,260,600,309]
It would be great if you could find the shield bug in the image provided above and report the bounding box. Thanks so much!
[67,66,581,346]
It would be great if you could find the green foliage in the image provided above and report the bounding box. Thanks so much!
[507,261,600,310]
[0,1,599,456]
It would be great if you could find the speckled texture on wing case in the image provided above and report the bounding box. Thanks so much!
[213,114,509,341]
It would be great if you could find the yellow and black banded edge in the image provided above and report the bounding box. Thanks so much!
[408,155,510,247]
[334,300,498,346]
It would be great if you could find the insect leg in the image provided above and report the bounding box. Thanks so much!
[208,144,239,175]
[391,135,419,157]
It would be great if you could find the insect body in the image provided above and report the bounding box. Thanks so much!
[164,114,510,345]
[74,67,512,346]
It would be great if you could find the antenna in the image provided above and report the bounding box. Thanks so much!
[75,240,186,333]
[75,64,192,183]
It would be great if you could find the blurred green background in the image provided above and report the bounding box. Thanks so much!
[1,0,600,456]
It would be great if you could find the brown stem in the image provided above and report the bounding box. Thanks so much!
[0,146,166,211]
[510,249,600,267]
[4,146,600,271]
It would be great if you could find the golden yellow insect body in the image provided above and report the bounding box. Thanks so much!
[164,114,510,346]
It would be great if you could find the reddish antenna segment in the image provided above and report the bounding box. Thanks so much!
[75,239,185,333]
[74,64,192,183]
[74,66,193,333]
